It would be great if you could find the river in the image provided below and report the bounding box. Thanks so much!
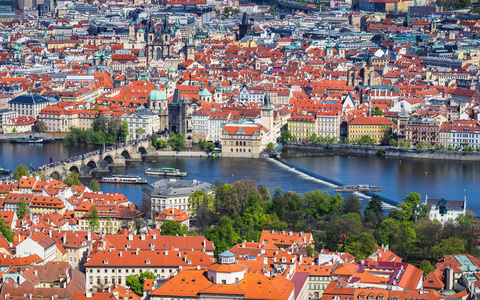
[1,142,479,214]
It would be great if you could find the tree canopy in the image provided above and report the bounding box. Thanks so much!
[160,221,188,236]
[13,164,29,181]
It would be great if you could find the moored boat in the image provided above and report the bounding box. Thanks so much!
[99,175,148,184]
[10,137,44,143]
[0,167,11,175]
[145,167,187,177]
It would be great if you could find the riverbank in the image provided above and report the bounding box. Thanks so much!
[282,143,480,162]
[0,132,67,139]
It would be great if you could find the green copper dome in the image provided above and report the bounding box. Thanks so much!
[148,84,167,101]
[168,66,176,72]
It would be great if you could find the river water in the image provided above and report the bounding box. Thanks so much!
[1,142,479,214]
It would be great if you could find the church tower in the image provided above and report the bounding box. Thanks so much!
[325,36,334,57]
[147,84,169,131]
[129,20,135,41]
[161,20,171,58]
[363,55,375,86]
[186,33,195,61]
[214,82,222,103]
[430,16,437,33]
[199,82,212,103]
[261,90,274,134]
[337,36,345,59]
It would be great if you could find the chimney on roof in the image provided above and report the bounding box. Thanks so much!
[87,231,91,241]
[119,251,122,257]
[62,234,66,244]
[136,248,139,256]
[128,233,133,241]
[152,233,156,240]
[141,233,145,241]
[242,240,245,247]
[48,230,52,238]
[85,292,92,298]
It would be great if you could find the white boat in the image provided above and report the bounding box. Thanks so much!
[99,175,148,184]
[145,167,187,177]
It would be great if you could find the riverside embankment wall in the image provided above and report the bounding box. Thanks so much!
[282,143,480,162]
[0,132,67,139]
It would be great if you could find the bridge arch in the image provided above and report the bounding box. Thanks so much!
[121,150,130,159]
[50,171,61,180]
[87,160,98,169]
[104,155,114,164]
[69,166,80,174]
[138,147,147,155]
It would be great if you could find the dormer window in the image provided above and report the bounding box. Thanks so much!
[103,259,108,265]
[146,259,150,265]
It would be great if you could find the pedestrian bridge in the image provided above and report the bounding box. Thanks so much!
[40,140,154,180]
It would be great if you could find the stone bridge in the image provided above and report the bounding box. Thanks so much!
[42,140,154,180]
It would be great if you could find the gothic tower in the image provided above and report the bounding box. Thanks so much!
[186,33,195,61]
[239,13,249,40]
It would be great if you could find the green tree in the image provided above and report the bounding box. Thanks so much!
[135,127,145,137]
[195,204,212,235]
[357,135,375,145]
[13,164,29,181]
[89,179,101,192]
[372,106,384,116]
[92,115,108,133]
[0,219,13,242]
[363,195,384,229]
[433,237,466,259]
[265,142,275,152]
[280,130,292,142]
[198,139,207,149]
[269,5,275,14]
[188,190,215,215]
[205,216,241,257]
[120,120,129,142]
[326,216,361,250]
[344,196,361,215]
[15,200,30,219]
[415,219,442,259]
[12,127,16,133]
[306,245,315,257]
[157,139,168,149]
[217,179,259,219]
[420,260,435,277]
[33,121,48,132]
[377,218,400,247]
[64,171,81,186]
[126,271,154,296]
[168,132,185,150]
[88,205,100,232]
[32,171,46,180]
[161,220,188,236]
[393,221,417,258]
[343,232,377,260]
[207,142,215,152]
[126,275,142,296]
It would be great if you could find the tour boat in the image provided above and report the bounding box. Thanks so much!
[10,137,44,143]
[99,175,148,184]
[145,167,187,177]
[0,167,11,175]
